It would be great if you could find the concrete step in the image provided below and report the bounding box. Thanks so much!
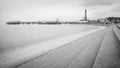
[116,24,120,29]
[67,28,106,68]
[113,25,120,41]
[93,27,120,68]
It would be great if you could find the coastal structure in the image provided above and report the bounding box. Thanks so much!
[79,9,89,23]
[98,17,120,24]
[85,9,87,21]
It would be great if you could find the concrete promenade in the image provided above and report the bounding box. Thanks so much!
[16,25,120,68]
[0,26,105,68]
[0,25,120,68]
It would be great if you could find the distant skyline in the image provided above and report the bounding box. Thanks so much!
[0,0,120,24]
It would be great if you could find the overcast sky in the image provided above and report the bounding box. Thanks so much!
[0,0,120,23]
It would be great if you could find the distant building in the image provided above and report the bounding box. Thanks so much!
[107,17,120,23]
[56,18,60,23]
[98,17,120,24]
[7,21,21,25]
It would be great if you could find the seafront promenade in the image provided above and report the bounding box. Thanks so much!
[0,24,120,68]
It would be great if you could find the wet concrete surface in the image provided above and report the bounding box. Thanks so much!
[0,25,120,68]
[17,25,120,68]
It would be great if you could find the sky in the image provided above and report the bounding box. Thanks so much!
[0,0,120,23]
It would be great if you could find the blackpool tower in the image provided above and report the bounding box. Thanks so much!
[85,9,87,21]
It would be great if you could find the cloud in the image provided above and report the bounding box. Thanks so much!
[81,0,119,7]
